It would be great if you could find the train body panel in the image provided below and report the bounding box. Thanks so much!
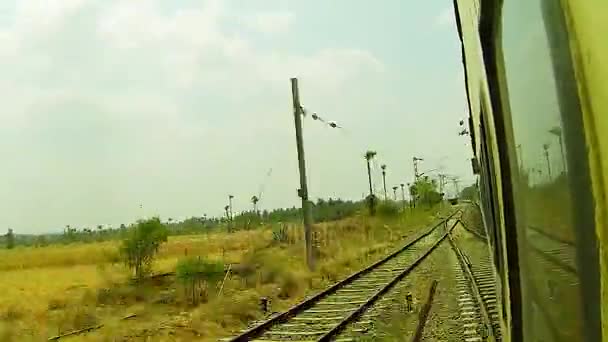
[453,0,607,341]
[453,0,515,340]
[561,3,608,339]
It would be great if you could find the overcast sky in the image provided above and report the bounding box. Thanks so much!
[0,0,474,234]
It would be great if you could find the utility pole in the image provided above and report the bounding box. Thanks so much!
[413,157,423,181]
[400,183,406,210]
[291,78,314,271]
[381,164,388,200]
[228,195,234,221]
[438,174,447,194]
[549,127,566,174]
[364,151,377,215]
[516,144,524,171]
[452,178,461,197]
[224,205,230,231]
[412,157,423,209]
[543,144,552,179]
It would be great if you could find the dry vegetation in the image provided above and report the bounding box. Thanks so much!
[0,206,444,341]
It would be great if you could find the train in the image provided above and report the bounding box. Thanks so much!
[452,0,606,341]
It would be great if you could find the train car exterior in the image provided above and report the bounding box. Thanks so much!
[452,0,607,341]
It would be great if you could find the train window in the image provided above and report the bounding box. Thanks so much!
[499,0,601,341]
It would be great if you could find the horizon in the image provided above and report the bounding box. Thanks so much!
[0,0,474,234]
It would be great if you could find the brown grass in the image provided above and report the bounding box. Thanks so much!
[0,205,444,341]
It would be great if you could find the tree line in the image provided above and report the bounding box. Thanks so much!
[1,197,365,249]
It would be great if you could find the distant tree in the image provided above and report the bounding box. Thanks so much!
[35,235,48,247]
[6,228,15,249]
[460,183,479,201]
[120,217,168,281]
[414,177,443,206]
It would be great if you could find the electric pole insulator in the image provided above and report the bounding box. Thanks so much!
[297,188,306,198]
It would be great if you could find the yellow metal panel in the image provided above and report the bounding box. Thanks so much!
[561,0,608,340]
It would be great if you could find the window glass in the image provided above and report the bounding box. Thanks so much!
[501,0,587,340]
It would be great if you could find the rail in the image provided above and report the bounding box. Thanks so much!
[227,210,462,342]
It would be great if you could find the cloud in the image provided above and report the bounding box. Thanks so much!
[434,5,456,28]
[243,11,293,35]
[0,0,386,231]
[1,0,384,131]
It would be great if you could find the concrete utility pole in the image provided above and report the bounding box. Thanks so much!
[413,157,423,181]
[543,144,552,178]
[400,183,406,210]
[452,178,461,197]
[364,150,377,216]
[290,78,314,271]
[549,127,566,174]
[381,164,388,200]
[228,195,234,225]
[516,144,524,171]
[438,174,447,194]
[224,205,230,225]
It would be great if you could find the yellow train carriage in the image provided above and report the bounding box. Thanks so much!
[453,0,607,341]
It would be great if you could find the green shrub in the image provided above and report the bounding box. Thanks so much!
[272,224,289,244]
[176,257,225,305]
[120,217,168,281]
[377,201,400,218]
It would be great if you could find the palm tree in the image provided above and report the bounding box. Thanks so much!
[392,186,398,200]
[224,205,230,220]
[251,195,259,213]
[400,183,406,208]
[381,164,388,200]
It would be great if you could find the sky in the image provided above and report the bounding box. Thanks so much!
[0,0,474,234]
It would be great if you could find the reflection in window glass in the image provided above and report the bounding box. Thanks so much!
[501,0,583,341]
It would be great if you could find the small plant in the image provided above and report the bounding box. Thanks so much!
[272,224,289,244]
[120,217,168,281]
[377,201,400,218]
[5,228,15,249]
[176,257,224,305]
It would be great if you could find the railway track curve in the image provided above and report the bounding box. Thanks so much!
[226,210,462,342]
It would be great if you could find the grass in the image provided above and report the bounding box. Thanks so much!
[0,204,445,341]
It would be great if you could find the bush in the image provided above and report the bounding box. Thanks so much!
[176,257,225,305]
[377,201,400,218]
[5,229,15,249]
[272,224,289,244]
[120,217,168,281]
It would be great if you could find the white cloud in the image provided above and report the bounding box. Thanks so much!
[0,0,383,124]
[243,11,293,35]
[434,5,456,28]
[0,0,386,231]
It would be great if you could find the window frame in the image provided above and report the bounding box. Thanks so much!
[482,0,602,341]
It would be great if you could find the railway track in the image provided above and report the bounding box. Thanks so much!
[526,226,577,274]
[226,210,462,342]
[450,222,502,342]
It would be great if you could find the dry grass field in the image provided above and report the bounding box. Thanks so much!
[0,206,443,341]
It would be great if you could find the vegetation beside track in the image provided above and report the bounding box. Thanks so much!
[0,204,445,341]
